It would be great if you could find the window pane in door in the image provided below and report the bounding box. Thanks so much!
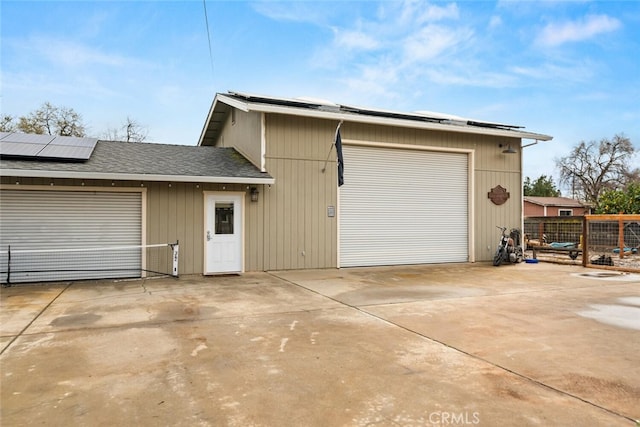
[215,202,234,234]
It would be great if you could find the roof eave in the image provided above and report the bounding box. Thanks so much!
[2,169,275,185]
[210,95,552,141]
[524,198,586,208]
[198,94,252,146]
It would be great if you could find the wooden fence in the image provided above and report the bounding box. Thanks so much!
[524,214,640,273]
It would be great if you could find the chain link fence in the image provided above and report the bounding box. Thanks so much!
[524,215,640,272]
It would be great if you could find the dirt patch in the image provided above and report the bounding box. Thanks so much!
[152,300,202,322]
[560,373,640,417]
[50,313,102,327]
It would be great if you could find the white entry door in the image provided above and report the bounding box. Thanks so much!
[204,193,243,274]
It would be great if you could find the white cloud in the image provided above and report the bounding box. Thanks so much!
[303,1,479,101]
[425,68,518,88]
[258,0,626,106]
[536,14,622,47]
[155,85,184,107]
[333,28,380,51]
[402,24,473,63]
[250,1,331,25]
[489,15,502,29]
[510,60,595,84]
[400,0,460,25]
[12,36,142,69]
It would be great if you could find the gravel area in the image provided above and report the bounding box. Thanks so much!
[525,249,640,272]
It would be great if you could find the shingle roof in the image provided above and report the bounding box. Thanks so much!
[1,140,274,184]
[524,197,586,207]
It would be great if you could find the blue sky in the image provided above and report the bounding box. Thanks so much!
[2,0,639,190]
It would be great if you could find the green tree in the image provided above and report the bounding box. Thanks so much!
[556,134,636,210]
[16,102,86,137]
[524,175,561,197]
[596,182,640,214]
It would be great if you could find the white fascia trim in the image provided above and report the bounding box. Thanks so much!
[242,102,553,141]
[216,94,251,112]
[197,97,218,146]
[2,169,275,185]
[342,138,474,154]
[197,94,252,146]
[260,112,267,172]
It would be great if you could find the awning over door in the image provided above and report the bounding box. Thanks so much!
[339,145,469,267]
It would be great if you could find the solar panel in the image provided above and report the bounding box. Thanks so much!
[1,132,55,144]
[0,133,98,161]
[0,141,47,157]
[38,144,96,160]
[49,135,99,147]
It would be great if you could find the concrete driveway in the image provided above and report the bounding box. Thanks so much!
[1,263,638,426]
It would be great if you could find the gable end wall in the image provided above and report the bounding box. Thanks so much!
[217,109,263,170]
[255,113,523,269]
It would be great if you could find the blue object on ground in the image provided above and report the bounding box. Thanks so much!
[612,247,638,254]
[550,242,576,249]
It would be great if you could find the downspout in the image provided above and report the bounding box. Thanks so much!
[521,139,540,251]
[520,141,525,252]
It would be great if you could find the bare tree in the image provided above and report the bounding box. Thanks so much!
[0,115,16,132]
[123,116,148,142]
[556,134,636,209]
[16,102,86,137]
[103,116,148,142]
[56,106,86,137]
[6,103,151,142]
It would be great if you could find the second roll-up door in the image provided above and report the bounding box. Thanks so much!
[339,145,469,267]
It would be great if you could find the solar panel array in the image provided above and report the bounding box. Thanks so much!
[0,132,98,161]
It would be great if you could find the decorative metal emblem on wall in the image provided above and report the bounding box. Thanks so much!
[488,185,510,205]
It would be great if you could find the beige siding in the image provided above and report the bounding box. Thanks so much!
[144,182,258,274]
[217,110,263,169]
[1,177,258,275]
[261,115,523,267]
[262,115,338,270]
[474,169,522,261]
[2,112,525,273]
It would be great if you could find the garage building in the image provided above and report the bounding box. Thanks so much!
[1,91,552,283]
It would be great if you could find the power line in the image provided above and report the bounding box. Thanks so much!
[202,0,215,81]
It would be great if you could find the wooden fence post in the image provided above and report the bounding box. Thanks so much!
[618,214,625,259]
[582,216,588,267]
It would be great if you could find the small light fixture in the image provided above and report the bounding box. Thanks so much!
[250,187,259,202]
[499,143,517,154]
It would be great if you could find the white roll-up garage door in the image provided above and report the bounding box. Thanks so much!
[0,190,142,283]
[340,145,468,267]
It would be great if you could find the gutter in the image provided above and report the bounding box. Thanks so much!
[210,94,553,142]
[1,169,275,185]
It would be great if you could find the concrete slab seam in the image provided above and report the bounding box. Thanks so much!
[268,271,636,425]
[0,282,73,356]
[354,281,640,308]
